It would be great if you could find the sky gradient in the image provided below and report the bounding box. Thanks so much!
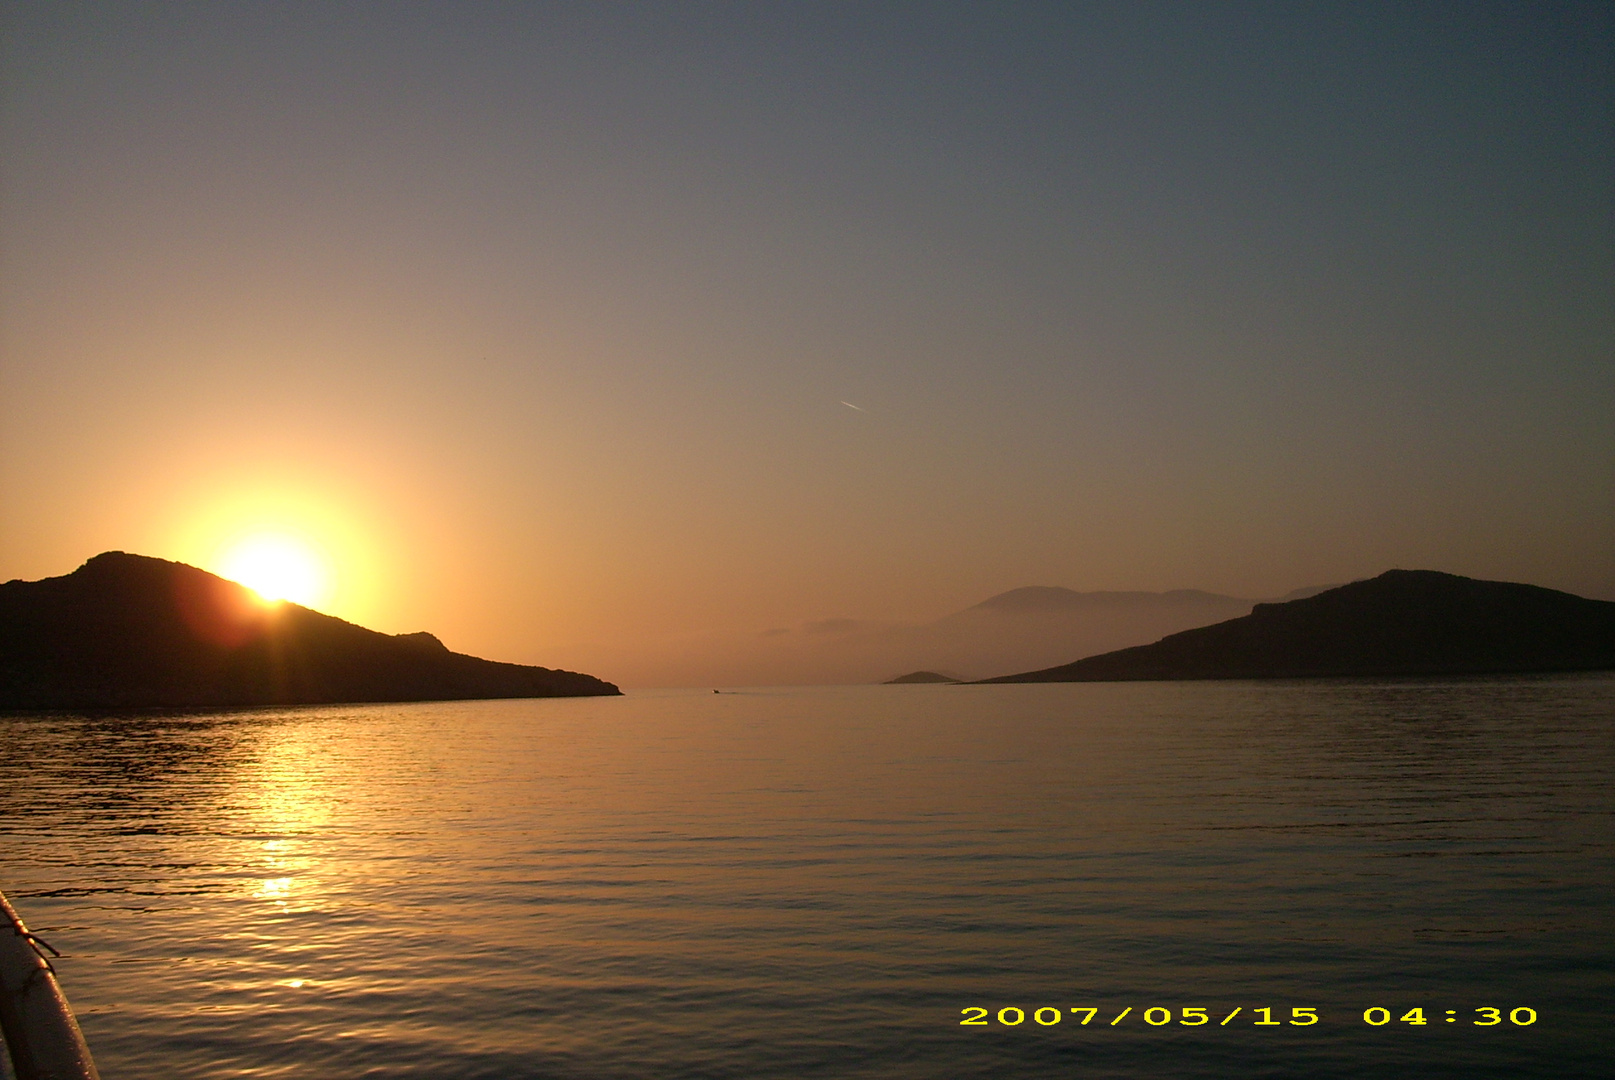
[3,1,1611,686]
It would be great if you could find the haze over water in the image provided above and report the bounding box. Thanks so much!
[2,677,1608,1079]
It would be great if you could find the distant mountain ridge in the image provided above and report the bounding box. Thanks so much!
[970,585,1247,613]
[967,583,1337,613]
[914,584,1264,680]
[0,552,620,708]
[884,670,962,684]
[981,570,1615,683]
[538,578,1343,686]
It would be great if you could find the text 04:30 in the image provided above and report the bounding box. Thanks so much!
[1362,1008,1536,1026]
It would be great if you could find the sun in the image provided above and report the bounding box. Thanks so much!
[174,486,381,623]
[216,533,332,608]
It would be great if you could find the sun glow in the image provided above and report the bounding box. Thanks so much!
[165,471,407,628]
[217,533,333,608]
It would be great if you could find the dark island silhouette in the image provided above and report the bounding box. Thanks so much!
[980,570,1615,683]
[0,552,620,708]
[884,670,962,684]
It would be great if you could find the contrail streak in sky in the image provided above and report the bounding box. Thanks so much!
[840,401,864,411]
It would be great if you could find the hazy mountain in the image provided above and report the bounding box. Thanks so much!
[915,586,1261,678]
[883,670,963,684]
[982,570,1615,683]
[0,552,620,708]
[969,586,1245,613]
[540,580,1355,687]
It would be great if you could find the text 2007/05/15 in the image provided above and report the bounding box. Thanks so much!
[960,1006,1539,1028]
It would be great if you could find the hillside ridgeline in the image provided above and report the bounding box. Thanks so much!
[0,552,619,708]
[981,570,1615,683]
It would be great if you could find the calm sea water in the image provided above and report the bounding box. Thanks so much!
[1,677,1610,1079]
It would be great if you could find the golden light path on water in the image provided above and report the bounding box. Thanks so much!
[238,721,339,998]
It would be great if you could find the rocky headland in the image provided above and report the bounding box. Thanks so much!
[981,570,1615,683]
[0,552,620,708]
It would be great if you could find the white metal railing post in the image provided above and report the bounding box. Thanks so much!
[0,890,100,1080]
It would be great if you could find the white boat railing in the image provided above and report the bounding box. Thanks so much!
[0,889,100,1080]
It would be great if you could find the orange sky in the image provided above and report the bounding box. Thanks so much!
[2,4,1611,686]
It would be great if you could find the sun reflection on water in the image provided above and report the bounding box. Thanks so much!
[253,876,294,902]
[234,723,341,910]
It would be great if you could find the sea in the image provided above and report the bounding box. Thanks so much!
[1,676,1610,1079]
